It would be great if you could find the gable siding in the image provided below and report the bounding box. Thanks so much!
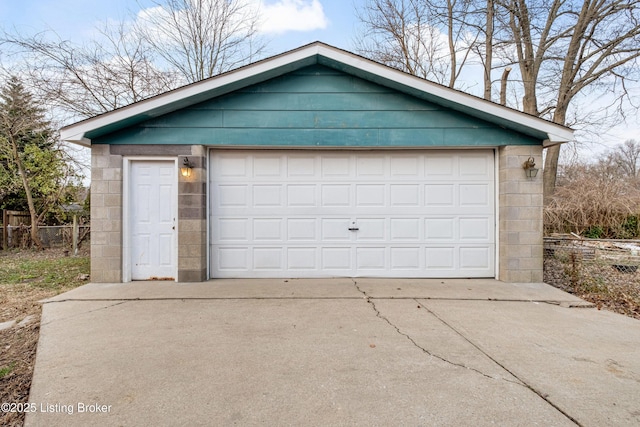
[94,65,540,147]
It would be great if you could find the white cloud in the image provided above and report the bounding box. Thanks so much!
[258,0,328,34]
[134,1,328,39]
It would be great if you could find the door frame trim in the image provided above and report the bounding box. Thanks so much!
[122,157,178,282]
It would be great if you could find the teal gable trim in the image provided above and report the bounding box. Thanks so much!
[94,65,542,147]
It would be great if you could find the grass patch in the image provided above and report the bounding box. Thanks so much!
[0,249,90,427]
[0,249,90,324]
[0,255,89,290]
[0,362,16,378]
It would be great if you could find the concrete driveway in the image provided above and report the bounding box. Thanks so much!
[26,279,640,426]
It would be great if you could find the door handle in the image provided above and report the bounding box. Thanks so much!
[348,227,359,231]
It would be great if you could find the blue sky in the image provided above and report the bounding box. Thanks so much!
[0,0,363,54]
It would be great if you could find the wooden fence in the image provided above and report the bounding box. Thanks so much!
[2,210,31,250]
[1,210,89,250]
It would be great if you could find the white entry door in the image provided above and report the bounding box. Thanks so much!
[129,160,177,280]
[210,150,495,278]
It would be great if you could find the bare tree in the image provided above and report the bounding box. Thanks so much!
[497,0,640,198]
[354,0,484,88]
[356,0,640,199]
[605,139,640,178]
[135,0,266,83]
[1,23,178,120]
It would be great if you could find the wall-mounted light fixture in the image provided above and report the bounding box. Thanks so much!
[523,156,539,179]
[181,157,194,177]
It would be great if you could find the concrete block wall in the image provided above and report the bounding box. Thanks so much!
[91,144,208,283]
[498,145,544,283]
[90,144,123,282]
[178,145,208,282]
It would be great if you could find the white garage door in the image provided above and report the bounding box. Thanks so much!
[210,150,495,278]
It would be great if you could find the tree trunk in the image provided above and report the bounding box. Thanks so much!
[10,139,44,249]
[543,144,561,202]
[447,0,457,88]
[543,105,568,201]
[484,0,494,101]
[500,67,511,105]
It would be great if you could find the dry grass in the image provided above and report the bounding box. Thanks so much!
[0,248,89,427]
[544,257,640,320]
[544,172,640,238]
[0,323,40,427]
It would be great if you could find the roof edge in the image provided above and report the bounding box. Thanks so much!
[60,41,574,146]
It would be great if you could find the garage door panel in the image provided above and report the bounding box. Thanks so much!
[322,248,351,270]
[425,156,455,176]
[288,185,317,207]
[425,218,455,240]
[391,247,421,269]
[390,218,420,240]
[216,184,248,207]
[253,247,283,270]
[356,184,385,206]
[287,218,317,240]
[459,155,492,178]
[460,247,492,270]
[322,156,350,177]
[253,156,282,177]
[356,218,386,240]
[211,150,495,278]
[288,156,316,177]
[426,247,455,269]
[356,247,386,270]
[459,218,492,240]
[459,184,491,207]
[215,155,248,177]
[217,247,249,270]
[390,156,420,177]
[253,219,282,241]
[322,184,351,206]
[390,184,420,206]
[217,218,249,241]
[287,248,318,270]
[425,184,455,206]
[253,185,282,207]
[357,156,385,176]
[322,219,351,240]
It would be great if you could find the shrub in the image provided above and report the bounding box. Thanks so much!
[544,163,640,238]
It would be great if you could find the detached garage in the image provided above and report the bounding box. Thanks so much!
[61,42,573,283]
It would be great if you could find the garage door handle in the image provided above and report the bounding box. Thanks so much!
[348,227,359,231]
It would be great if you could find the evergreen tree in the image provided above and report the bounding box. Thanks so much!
[0,76,78,248]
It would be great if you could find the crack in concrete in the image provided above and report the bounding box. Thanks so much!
[419,300,582,427]
[351,279,520,384]
[40,300,130,327]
